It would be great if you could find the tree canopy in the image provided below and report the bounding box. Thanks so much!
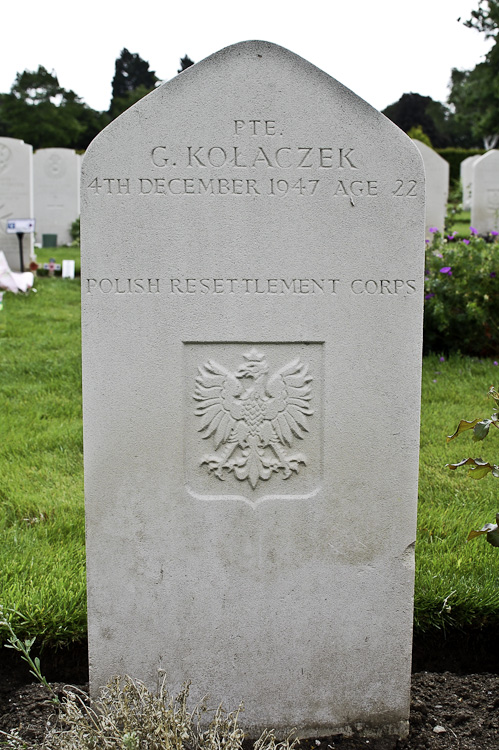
[0,53,195,150]
[109,48,159,118]
[0,65,107,150]
[382,93,462,147]
[449,1,499,147]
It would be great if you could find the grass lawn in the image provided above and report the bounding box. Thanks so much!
[1,265,498,645]
[34,245,81,277]
[448,208,472,237]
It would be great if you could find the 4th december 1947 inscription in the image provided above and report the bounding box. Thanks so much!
[81,40,424,740]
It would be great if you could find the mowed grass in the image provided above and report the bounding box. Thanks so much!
[448,208,472,237]
[35,245,81,276]
[0,276,85,645]
[417,354,499,632]
[1,275,499,645]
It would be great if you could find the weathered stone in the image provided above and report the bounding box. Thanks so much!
[460,154,481,210]
[471,150,499,233]
[0,137,33,270]
[33,148,81,246]
[81,41,424,739]
[412,140,449,236]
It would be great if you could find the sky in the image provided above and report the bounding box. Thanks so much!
[1,0,494,113]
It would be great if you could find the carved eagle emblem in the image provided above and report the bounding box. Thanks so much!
[193,348,314,488]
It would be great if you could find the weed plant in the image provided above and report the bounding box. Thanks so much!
[1,676,299,750]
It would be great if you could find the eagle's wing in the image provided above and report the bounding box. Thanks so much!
[193,360,243,448]
[264,358,313,446]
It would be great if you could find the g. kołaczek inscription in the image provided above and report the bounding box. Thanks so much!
[81,41,424,740]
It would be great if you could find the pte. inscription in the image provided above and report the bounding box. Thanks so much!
[194,348,313,489]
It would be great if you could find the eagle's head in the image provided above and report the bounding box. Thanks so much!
[236,348,269,379]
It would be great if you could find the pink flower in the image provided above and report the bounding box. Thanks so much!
[440,356,445,362]
[463,239,470,245]
[440,267,452,275]
[429,227,439,233]
[470,226,478,235]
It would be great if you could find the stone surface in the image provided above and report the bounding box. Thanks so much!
[471,150,499,233]
[412,140,448,236]
[460,154,481,210]
[0,137,34,270]
[33,148,80,246]
[81,41,425,739]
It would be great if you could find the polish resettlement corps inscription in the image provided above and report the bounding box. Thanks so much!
[194,348,313,489]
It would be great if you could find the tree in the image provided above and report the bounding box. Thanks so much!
[382,93,456,147]
[178,55,195,73]
[109,49,158,119]
[0,65,107,149]
[449,1,499,147]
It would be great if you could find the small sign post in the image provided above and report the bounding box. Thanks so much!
[6,219,35,273]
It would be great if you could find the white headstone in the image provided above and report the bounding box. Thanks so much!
[34,148,80,246]
[471,150,499,233]
[412,140,449,236]
[0,137,34,271]
[81,41,424,740]
[62,259,75,279]
[460,154,481,210]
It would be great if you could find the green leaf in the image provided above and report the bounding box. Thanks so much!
[469,463,495,479]
[446,419,481,442]
[472,419,491,441]
[446,457,499,479]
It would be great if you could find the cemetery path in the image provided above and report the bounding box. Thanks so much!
[0,671,498,749]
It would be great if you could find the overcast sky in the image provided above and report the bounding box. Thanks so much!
[1,0,493,113]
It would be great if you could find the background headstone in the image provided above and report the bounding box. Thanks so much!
[0,137,34,271]
[62,259,75,279]
[471,150,499,233]
[34,148,81,246]
[460,154,482,210]
[82,41,424,740]
[412,140,449,236]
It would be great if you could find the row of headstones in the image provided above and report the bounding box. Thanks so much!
[461,151,499,233]
[412,143,499,237]
[0,136,81,271]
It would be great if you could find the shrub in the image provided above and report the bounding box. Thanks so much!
[70,217,80,246]
[436,147,484,187]
[423,228,499,355]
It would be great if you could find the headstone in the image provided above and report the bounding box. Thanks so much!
[33,148,80,246]
[471,150,499,233]
[0,137,34,271]
[62,259,75,279]
[412,140,449,236]
[81,41,424,740]
[460,154,481,210]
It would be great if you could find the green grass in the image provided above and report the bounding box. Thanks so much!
[448,208,471,237]
[34,245,81,276]
[416,354,499,632]
[1,276,499,645]
[0,276,85,645]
